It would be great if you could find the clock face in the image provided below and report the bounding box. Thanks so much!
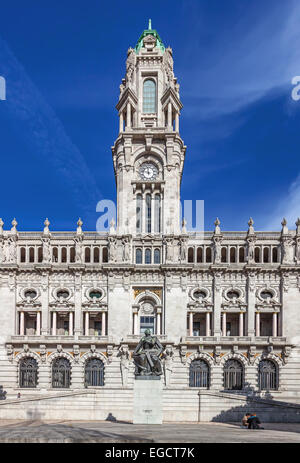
[139,163,158,181]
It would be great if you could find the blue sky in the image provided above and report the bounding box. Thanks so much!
[0,0,300,232]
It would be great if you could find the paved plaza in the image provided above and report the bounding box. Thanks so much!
[0,420,299,443]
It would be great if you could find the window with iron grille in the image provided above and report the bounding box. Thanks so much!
[19,357,38,388]
[223,359,243,390]
[85,358,105,387]
[259,360,278,390]
[189,359,209,388]
[52,358,71,388]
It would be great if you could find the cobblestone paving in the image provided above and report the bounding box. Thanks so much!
[0,421,299,443]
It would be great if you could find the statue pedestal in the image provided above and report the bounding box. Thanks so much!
[133,376,163,424]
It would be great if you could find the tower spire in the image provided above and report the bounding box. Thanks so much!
[148,19,152,30]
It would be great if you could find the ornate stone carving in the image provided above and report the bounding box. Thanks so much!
[126,48,135,86]
[178,237,187,263]
[213,236,222,264]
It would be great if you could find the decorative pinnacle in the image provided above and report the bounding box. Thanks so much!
[214,218,221,235]
[11,218,18,233]
[76,218,83,235]
[77,218,83,228]
[148,19,152,30]
[44,218,50,227]
[296,218,300,226]
[0,218,3,228]
[248,217,254,227]
[214,217,220,227]
[281,218,287,227]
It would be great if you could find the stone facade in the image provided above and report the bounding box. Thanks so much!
[0,23,300,421]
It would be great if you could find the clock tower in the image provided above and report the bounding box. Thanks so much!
[111,20,186,236]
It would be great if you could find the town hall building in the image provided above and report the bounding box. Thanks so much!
[0,22,300,421]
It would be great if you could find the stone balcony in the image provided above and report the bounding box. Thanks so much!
[181,335,288,346]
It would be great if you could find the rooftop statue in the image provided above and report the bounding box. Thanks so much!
[133,329,163,376]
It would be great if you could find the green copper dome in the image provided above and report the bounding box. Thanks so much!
[135,19,165,53]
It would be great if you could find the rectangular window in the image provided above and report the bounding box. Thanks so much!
[140,316,155,334]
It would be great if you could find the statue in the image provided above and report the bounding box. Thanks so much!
[162,346,173,386]
[118,345,130,387]
[42,238,51,263]
[247,238,255,264]
[108,237,117,262]
[0,240,5,263]
[133,329,163,376]
[122,237,131,262]
[179,238,187,262]
[75,238,83,263]
[213,237,221,264]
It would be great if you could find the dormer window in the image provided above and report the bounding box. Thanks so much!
[143,79,156,113]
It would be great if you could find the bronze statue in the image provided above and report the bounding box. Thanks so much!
[133,329,163,376]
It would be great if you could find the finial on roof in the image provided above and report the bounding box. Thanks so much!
[214,217,221,235]
[281,218,288,235]
[43,218,50,236]
[247,217,255,235]
[77,218,83,235]
[296,218,300,235]
[148,19,152,30]
[0,218,3,235]
[11,218,18,234]
[182,218,187,234]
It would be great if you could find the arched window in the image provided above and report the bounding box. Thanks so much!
[154,248,161,264]
[197,247,203,263]
[143,79,156,113]
[85,247,91,263]
[239,247,245,263]
[61,247,67,263]
[255,247,260,263]
[52,247,58,263]
[206,247,212,263]
[136,248,142,264]
[145,194,152,233]
[272,247,278,263]
[221,247,227,263]
[230,247,236,263]
[20,247,26,263]
[29,247,35,263]
[259,360,278,390]
[263,247,269,263]
[189,359,209,388]
[136,194,142,233]
[70,247,75,263]
[154,194,161,233]
[38,247,43,263]
[85,358,105,387]
[102,247,108,263]
[188,247,194,263]
[224,359,243,390]
[93,247,100,263]
[52,358,71,388]
[19,357,38,388]
[145,248,152,264]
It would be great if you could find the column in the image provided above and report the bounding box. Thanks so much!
[133,312,138,335]
[157,312,161,335]
[239,312,244,337]
[119,111,123,133]
[85,312,89,336]
[69,311,73,336]
[101,311,106,336]
[189,312,194,336]
[52,311,57,336]
[255,312,260,337]
[20,311,25,336]
[133,110,137,128]
[222,312,226,336]
[175,112,179,132]
[36,311,41,336]
[126,102,131,128]
[206,312,210,336]
[272,312,277,337]
[168,102,172,129]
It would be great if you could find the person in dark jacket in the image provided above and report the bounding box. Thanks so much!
[247,413,263,429]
